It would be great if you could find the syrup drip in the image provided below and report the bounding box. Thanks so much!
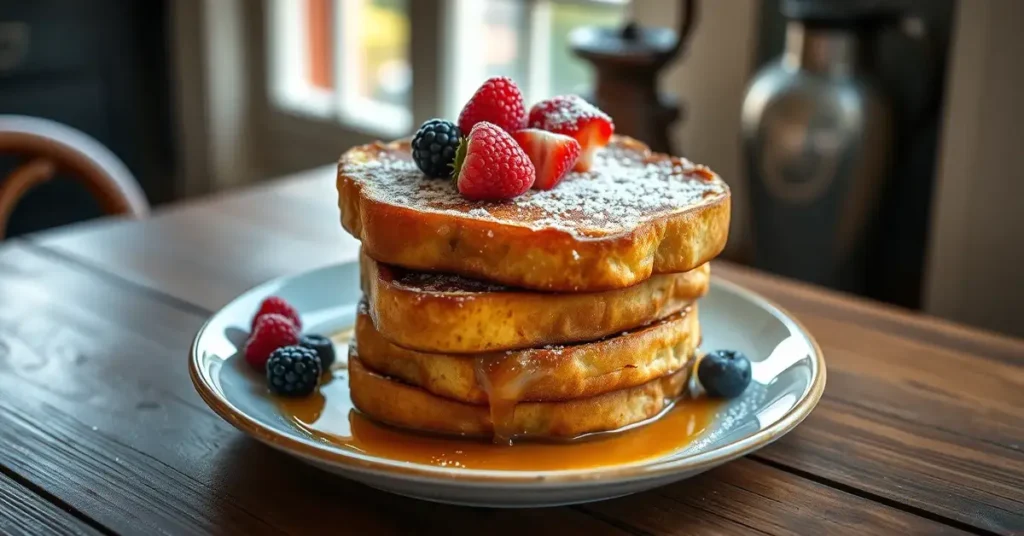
[277,371,718,471]
[473,353,543,445]
[278,327,719,470]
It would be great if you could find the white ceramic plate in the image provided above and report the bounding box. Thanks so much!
[190,262,825,508]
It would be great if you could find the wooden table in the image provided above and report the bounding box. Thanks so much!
[1,166,1021,535]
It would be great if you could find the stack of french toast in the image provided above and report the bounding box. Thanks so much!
[336,79,730,444]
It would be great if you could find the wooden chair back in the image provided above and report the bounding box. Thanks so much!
[0,115,149,239]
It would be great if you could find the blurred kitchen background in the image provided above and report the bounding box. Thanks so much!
[0,0,1020,338]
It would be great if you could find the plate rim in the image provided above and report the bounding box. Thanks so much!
[189,262,827,486]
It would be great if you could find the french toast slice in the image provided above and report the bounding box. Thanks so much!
[360,250,709,353]
[354,301,699,405]
[338,136,730,292]
[348,356,690,440]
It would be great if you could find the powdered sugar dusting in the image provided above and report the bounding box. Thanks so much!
[529,95,608,133]
[340,138,728,238]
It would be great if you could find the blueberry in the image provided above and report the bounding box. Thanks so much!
[300,334,336,370]
[411,119,462,178]
[266,345,322,397]
[698,349,752,398]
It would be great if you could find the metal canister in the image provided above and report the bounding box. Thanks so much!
[741,0,910,292]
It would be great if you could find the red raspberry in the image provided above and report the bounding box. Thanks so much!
[454,122,535,200]
[251,296,302,331]
[457,77,527,134]
[245,313,299,370]
[528,95,614,172]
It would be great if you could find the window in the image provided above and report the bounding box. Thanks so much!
[446,0,627,118]
[268,0,628,139]
[269,0,412,136]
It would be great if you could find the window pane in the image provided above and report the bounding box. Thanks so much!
[546,1,627,97]
[269,0,333,116]
[480,0,527,82]
[341,0,411,110]
[447,0,629,115]
[338,0,412,133]
[269,0,412,135]
[448,0,527,116]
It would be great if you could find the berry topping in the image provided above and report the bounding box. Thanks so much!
[693,164,716,181]
[528,95,614,172]
[457,76,527,134]
[266,345,322,397]
[300,334,336,370]
[698,349,752,399]
[512,128,581,190]
[245,313,300,371]
[251,296,301,331]
[411,119,462,178]
[453,121,535,200]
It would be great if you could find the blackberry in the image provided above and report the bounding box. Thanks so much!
[698,349,752,399]
[266,345,322,397]
[300,334,336,370]
[412,119,462,178]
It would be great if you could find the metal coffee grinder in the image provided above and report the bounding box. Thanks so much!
[741,0,926,294]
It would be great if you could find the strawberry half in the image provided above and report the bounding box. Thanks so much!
[512,129,581,190]
[457,77,527,134]
[453,122,535,200]
[528,95,614,172]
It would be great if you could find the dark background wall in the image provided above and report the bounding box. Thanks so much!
[0,0,175,237]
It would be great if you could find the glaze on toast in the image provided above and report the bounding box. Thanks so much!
[360,250,708,353]
[354,302,699,405]
[349,356,690,440]
[338,136,730,291]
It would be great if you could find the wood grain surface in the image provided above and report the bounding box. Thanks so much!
[0,168,1020,535]
[0,472,102,536]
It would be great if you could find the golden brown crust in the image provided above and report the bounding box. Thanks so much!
[354,303,699,404]
[348,356,691,439]
[337,136,730,292]
[361,250,709,353]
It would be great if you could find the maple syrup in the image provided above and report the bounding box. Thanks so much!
[473,352,543,445]
[276,338,720,471]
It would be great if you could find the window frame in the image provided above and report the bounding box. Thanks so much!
[248,0,628,175]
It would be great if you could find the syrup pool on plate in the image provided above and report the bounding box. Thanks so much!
[273,328,720,471]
